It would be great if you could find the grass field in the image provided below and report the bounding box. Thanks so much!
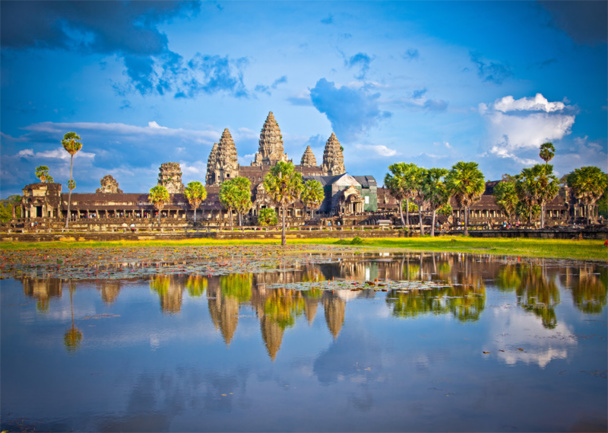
[0,236,606,261]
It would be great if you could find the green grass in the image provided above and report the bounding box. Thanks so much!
[0,235,606,261]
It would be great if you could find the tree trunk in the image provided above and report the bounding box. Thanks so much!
[281,205,286,246]
[540,203,545,228]
[193,207,197,223]
[65,154,74,228]
[419,207,424,236]
[464,207,469,236]
[398,199,405,227]
[157,209,161,227]
[238,212,242,227]
[431,210,436,237]
[405,198,410,227]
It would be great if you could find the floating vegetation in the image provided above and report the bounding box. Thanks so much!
[265,279,453,292]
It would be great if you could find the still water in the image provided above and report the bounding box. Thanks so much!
[1,247,606,432]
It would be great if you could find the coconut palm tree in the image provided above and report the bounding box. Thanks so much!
[421,168,451,237]
[61,132,82,228]
[567,166,608,225]
[384,163,422,227]
[446,161,485,236]
[184,181,207,223]
[148,185,170,227]
[263,161,304,246]
[301,179,324,220]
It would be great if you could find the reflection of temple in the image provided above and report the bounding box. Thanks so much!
[323,292,345,339]
[22,277,62,311]
[149,275,185,314]
[207,278,240,346]
[96,281,122,304]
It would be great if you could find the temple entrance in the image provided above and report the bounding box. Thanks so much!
[36,206,43,218]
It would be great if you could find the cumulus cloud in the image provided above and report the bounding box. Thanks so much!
[310,78,391,141]
[1,1,250,99]
[481,93,575,164]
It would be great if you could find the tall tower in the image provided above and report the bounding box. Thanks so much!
[321,133,345,176]
[251,111,288,167]
[205,129,239,186]
[158,162,185,193]
[300,145,317,167]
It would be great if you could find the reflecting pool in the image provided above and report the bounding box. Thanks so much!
[1,246,607,432]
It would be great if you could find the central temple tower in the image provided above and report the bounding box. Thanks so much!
[251,112,289,167]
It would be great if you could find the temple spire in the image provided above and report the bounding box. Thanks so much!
[252,111,288,167]
[321,133,345,176]
[300,145,317,167]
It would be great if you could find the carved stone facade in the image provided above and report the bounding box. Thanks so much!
[251,111,288,167]
[96,175,123,194]
[157,162,185,194]
[300,146,317,167]
[321,133,346,176]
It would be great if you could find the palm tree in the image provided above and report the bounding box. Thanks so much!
[148,185,170,227]
[446,161,485,236]
[35,165,53,183]
[516,164,559,228]
[64,281,82,353]
[421,168,451,237]
[567,166,608,225]
[539,142,555,165]
[61,132,82,229]
[301,179,324,220]
[384,163,422,227]
[263,161,304,246]
[412,167,428,235]
[493,175,519,224]
[258,207,278,226]
[220,177,252,227]
[184,181,207,223]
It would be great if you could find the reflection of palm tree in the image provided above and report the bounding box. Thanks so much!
[150,275,184,314]
[496,265,521,292]
[64,281,82,353]
[387,288,450,318]
[516,265,560,329]
[220,274,252,302]
[570,266,607,314]
[186,275,208,297]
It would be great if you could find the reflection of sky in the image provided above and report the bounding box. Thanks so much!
[488,307,577,368]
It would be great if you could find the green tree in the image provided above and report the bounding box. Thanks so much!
[35,165,54,183]
[385,163,422,227]
[567,166,608,225]
[258,207,278,226]
[220,177,252,227]
[184,181,207,223]
[301,179,324,219]
[446,161,485,236]
[539,142,555,165]
[421,168,451,237]
[0,195,22,222]
[493,175,519,223]
[61,132,82,229]
[412,167,428,235]
[516,164,559,228]
[148,185,170,226]
[263,161,304,246]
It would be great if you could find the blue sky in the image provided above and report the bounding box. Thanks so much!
[1,0,606,196]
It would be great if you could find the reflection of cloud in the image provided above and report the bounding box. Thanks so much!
[489,308,577,368]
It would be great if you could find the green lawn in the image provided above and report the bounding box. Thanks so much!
[0,236,606,261]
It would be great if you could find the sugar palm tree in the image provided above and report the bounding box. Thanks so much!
[263,161,304,246]
[301,179,324,220]
[516,164,559,228]
[258,207,278,226]
[220,177,251,227]
[148,185,170,227]
[567,166,608,225]
[493,175,519,224]
[35,165,53,183]
[539,142,555,165]
[384,163,422,227]
[446,161,485,236]
[62,132,82,228]
[184,181,207,223]
[421,168,451,237]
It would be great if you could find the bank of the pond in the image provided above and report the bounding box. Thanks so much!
[0,236,606,261]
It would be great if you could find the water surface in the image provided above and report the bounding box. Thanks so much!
[1,247,606,432]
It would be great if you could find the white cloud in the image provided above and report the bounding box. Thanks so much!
[493,93,567,113]
[354,143,397,157]
[148,121,168,129]
[18,146,95,161]
[481,93,575,164]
